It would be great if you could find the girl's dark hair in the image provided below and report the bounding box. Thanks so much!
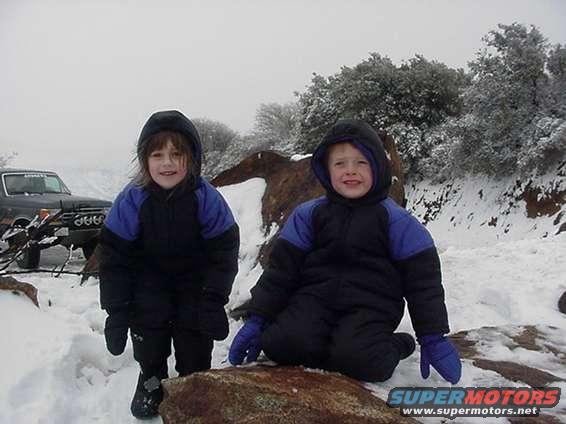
[132,131,196,188]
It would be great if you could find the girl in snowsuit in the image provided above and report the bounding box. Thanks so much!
[99,110,239,418]
[229,119,461,384]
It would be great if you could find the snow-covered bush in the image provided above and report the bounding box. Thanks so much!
[447,23,566,176]
[0,152,17,168]
[518,116,566,174]
[295,54,467,156]
[389,122,425,177]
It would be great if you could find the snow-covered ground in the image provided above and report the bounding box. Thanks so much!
[1,167,565,423]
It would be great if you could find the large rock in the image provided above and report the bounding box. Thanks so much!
[450,325,566,387]
[449,325,566,422]
[159,366,417,424]
[558,291,566,314]
[212,151,323,239]
[380,131,405,205]
[0,275,39,307]
[520,185,565,219]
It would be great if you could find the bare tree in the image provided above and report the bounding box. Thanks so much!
[0,152,17,168]
[193,118,239,152]
[250,102,299,154]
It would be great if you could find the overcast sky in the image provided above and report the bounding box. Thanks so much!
[1,0,565,170]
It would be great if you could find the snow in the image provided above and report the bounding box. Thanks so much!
[406,172,566,249]
[290,153,312,162]
[1,167,565,423]
[220,178,279,313]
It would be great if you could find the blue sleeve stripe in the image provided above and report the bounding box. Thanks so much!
[279,197,326,251]
[382,198,434,261]
[104,184,148,241]
[195,178,236,240]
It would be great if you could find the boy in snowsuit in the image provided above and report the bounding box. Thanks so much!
[229,119,461,384]
[99,110,239,418]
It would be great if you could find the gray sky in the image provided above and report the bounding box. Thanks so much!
[1,0,565,169]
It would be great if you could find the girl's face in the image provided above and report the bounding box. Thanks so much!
[148,139,188,189]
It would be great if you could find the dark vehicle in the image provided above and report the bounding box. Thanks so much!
[0,168,112,269]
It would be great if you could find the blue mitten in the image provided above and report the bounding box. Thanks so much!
[418,334,462,384]
[228,315,266,365]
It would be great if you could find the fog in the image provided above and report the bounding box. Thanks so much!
[1,0,565,169]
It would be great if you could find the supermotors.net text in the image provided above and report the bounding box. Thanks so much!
[401,405,540,418]
[388,387,561,418]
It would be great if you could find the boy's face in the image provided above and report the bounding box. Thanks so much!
[327,142,373,199]
[148,139,188,189]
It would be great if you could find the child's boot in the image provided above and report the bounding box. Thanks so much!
[393,332,416,360]
[130,368,167,419]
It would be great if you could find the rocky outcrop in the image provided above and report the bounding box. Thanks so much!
[212,151,324,238]
[521,185,565,219]
[450,325,566,387]
[380,131,405,206]
[0,275,39,307]
[448,325,565,422]
[559,291,566,315]
[159,366,417,424]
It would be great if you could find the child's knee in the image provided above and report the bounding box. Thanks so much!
[261,324,325,365]
[338,357,397,382]
[355,362,397,382]
[329,345,398,382]
[131,327,171,366]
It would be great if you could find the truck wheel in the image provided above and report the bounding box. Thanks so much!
[16,244,41,269]
[82,239,98,260]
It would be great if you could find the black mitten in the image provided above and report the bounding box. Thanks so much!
[199,293,229,341]
[104,309,130,355]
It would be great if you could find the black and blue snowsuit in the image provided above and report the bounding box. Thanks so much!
[99,111,239,378]
[248,119,449,382]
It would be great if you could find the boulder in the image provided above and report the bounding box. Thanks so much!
[0,275,39,307]
[559,291,566,315]
[450,325,566,387]
[520,185,565,219]
[159,365,418,424]
[380,131,405,206]
[449,325,565,421]
[212,151,323,239]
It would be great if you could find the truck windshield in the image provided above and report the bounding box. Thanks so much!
[4,173,71,195]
